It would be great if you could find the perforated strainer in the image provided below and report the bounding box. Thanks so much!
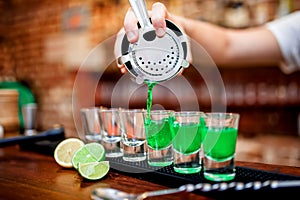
[118,0,190,84]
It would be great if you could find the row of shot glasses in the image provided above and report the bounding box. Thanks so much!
[80,107,239,182]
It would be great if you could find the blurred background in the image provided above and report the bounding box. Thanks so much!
[0,0,300,166]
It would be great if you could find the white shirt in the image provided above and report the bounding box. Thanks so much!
[266,11,300,74]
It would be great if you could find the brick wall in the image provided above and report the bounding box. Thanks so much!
[0,0,179,137]
[0,0,126,137]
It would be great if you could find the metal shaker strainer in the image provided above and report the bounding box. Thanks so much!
[118,0,190,84]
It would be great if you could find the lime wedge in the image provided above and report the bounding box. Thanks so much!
[78,161,109,180]
[72,142,105,169]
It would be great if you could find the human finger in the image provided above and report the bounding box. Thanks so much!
[124,8,139,43]
[151,2,167,37]
[117,63,128,74]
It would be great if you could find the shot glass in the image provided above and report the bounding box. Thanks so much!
[171,111,204,174]
[22,103,37,136]
[80,107,103,142]
[143,110,174,167]
[99,108,123,158]
[119,109,147,162]
[202,113,240,181]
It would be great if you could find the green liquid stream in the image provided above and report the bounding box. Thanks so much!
[146,81,157,118]
[144,81,173,149]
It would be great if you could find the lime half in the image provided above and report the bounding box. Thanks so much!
[54,138,85,168]
[72,142,105,169]
[78,161,109,180]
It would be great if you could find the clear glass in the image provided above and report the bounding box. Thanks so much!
[99,108,123,158]
[119,109,147,162]
[80,107,103,142]
[143,110,174,166]
[202,113,240,181]
[171,111,204,174]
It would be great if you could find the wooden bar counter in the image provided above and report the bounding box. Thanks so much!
[0,144,300,200]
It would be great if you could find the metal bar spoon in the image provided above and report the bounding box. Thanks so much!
[91,180,300,200]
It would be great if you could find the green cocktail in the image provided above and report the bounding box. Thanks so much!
[145,81,173,150]
[171,122,202,154]
[171,111,203,174]
[143,110,174,166]
[202,127,237,161]
[145,117,174,150]
[202,113,240,181]
[144,81,174,166]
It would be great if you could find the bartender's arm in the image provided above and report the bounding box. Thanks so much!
[123,2,300,73]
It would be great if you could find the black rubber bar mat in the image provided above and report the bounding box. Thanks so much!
[107,157,300,198]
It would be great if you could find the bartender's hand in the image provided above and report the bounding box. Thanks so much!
[117,2,186,74]
[124,2,171,43]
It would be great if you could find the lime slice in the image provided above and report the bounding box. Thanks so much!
[54,138,85,168]
[72,142,105,169]
[78,161,109,180]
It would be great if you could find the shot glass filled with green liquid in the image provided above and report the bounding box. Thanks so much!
[202,113,240,181]
[143,110,174,166]
[171,111,205,174]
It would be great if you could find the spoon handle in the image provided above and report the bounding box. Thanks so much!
[91,180,300,200]
[136,187,185,200]
[178,180,300,193]
[137,180,300,199]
